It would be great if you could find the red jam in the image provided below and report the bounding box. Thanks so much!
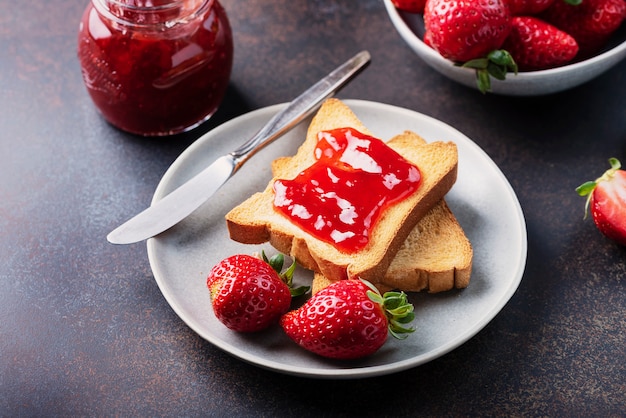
[77,0,233,136]
[273,128,421,253]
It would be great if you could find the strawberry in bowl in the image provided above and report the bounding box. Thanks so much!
[391,0,426,13]
[383,0,626,95]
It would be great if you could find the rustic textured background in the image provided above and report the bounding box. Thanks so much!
[1,0,625,416]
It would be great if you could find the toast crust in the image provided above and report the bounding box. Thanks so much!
[312,199,473,294]
[226,99,459,283]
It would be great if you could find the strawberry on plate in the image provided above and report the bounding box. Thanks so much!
[424,0,518,93]
[541,0,626,58]
[280,279,415,360]
[576,158,626,246]
[391,0,426,13]
[502,16,579,71]
[207,252,307,332]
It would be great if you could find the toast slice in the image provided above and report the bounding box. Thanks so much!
[308,130,473,294]
[275,138,472,294]
[225,99,458,283]
[312,199,473,294]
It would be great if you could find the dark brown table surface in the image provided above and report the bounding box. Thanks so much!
[2,0,625,416]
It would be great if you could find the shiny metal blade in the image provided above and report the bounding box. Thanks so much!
[107,155,236,244]
[107,50,371,244]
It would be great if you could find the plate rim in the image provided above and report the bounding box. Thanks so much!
[147,99,528,379]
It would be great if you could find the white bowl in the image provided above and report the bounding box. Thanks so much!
[383,0,626,96]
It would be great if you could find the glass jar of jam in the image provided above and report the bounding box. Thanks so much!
[77,0,233,136]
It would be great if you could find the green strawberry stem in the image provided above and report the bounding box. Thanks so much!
[363,279,415,339]
[563,0,582,5]
[576,158,622,219]
[461,50,518,94]
[261,251,309,297]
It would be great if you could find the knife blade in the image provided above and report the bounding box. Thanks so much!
[107,50,371,244]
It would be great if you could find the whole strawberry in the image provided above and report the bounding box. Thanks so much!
[542,0,626,58]
[207,253,305,332]
[507,0,556,15]
[576,158,626,246]
[280,279,415,359]
[502,17,579,70]
[424,0,517,93]
[391,0,426,13]
[424,0,512,62]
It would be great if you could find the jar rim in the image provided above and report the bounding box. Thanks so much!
[91,0,214,28]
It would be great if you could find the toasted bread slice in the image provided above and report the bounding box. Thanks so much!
[225,99,458,283]
[309,131,473,294]
[312,199,473,294]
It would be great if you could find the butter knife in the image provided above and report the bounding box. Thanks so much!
[107,50,371,244]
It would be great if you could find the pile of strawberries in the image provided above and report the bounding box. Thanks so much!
[206,252,415,359]
[392,0,626,92]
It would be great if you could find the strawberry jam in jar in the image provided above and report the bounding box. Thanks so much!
[78,0,233,136]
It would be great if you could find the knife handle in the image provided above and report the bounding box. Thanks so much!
[229,50,370,169]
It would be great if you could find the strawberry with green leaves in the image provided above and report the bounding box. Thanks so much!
[576,158,626,246]
[502,17,579,71]
[280,279,415,359]
[207,252,308,332]
[424,0,518,93]
[542,0,626,58]
[424,0,512,63]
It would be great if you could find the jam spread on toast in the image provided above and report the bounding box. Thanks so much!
[273,128,421,253]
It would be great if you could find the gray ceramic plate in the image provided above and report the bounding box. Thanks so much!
[147,100,527,379]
